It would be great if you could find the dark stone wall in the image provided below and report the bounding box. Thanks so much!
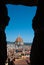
[0,0,38,6]
[30,0,44,65]
[0,4,10,65]
[0,0,44,65]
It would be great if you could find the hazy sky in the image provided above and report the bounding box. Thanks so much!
[5,4,37,43]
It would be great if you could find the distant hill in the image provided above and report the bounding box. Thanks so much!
[7,41,32,46]
[7,41,14,44]
[24,42,32,46]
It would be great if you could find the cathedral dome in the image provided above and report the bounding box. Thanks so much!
[16,37,23,42]
[15,37,24,45]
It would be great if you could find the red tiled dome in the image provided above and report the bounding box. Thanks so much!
[15,37,23,42]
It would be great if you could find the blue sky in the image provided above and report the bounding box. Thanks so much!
[5,4,37,43]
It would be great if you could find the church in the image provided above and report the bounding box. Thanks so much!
[15,36,24,46]
[7,36,24,50]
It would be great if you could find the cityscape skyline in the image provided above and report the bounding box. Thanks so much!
[5,4,37,43]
